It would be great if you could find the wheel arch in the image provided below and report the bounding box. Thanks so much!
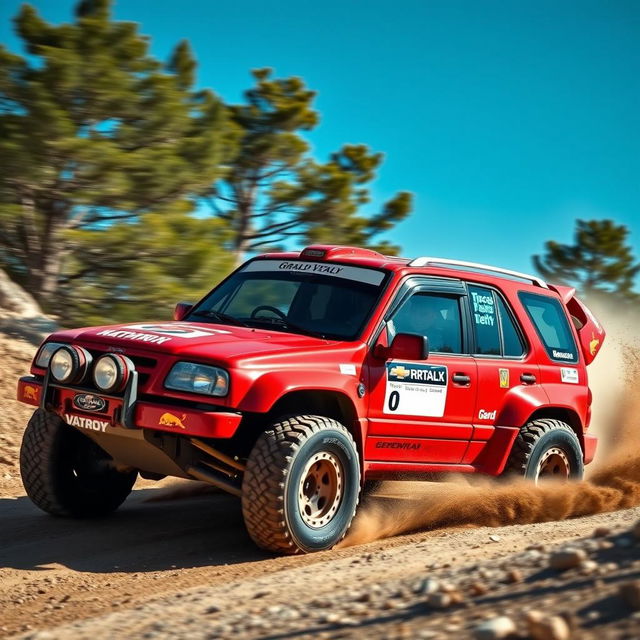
[524,406,585,452]
[265,389,364,465]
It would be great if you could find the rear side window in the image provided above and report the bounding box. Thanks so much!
[469,285,500,355]
[519,292,579,363]
[496,295,525,357]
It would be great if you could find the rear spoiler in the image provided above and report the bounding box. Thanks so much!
[548,284,605,365]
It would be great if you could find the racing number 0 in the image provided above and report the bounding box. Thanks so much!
[388,390,400,412]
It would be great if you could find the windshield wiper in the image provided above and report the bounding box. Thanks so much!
[189,309,249,327]
[247,316,327,339]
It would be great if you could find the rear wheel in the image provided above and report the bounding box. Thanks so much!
[20,409,137,517]
[241,415,360,554]
[505,418,584,482]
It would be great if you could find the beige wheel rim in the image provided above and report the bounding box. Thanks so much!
[536,447,570,481]
[298,452,343,528]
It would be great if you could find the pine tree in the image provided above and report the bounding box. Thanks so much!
[207,68,412,260]
[0,0,232,306]
[533,219,639,300]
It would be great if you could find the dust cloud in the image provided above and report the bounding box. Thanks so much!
[340,307,640,548]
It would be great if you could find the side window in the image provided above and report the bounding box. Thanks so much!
[519,292,579,363]
[391,293,463,354]
[468,285,500,355]
[496,295,525,357]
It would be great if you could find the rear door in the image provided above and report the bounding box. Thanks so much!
[365,278,478,464]
[465,283,540,463]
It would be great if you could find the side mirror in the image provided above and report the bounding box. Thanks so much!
[173,302,193,321]
[375,333,429,361]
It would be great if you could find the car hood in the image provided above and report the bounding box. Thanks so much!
[48,320,341,362]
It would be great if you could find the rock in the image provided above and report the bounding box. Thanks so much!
[526,610,571,640]
[593,526,612,537]
[579,560,598,575]
[469,582,489,597]
[205,604,221,614]
[619,581,640,610]
[549,548,587,570]
[631,519,640,540]
[414,578,440,595]
[489,534,502,542]
[472,616,517,640]
[505,569,523,583]
[428,593,452,609]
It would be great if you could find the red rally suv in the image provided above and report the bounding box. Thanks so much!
[17,245,605,554]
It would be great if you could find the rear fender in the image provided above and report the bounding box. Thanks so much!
[495,384,550,427]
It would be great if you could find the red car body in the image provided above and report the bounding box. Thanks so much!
[18,245,604,484]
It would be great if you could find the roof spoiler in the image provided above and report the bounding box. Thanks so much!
[548,284,605,365]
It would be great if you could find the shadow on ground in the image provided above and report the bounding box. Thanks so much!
[0,488,269,573]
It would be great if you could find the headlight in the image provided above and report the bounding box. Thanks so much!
[165,362,229,397]
[35,342,66,369]
[93,354,134,393]
[49,346,92,384]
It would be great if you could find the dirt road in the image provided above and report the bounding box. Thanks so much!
[2,319,640,638]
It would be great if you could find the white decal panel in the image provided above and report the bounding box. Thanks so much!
[383,362,448,417]
[339,364,357,375]
[96,323,230,344]
[561,367,579,384]
[241,260,386,286]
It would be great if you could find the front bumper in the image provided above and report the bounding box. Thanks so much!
[17,376,241,439]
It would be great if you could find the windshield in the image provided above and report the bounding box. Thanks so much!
[188,259,388,340]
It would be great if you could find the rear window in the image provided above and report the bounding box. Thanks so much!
[518,292,579,363]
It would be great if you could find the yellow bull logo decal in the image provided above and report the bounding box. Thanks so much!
[24,385,38,401]
[158,412,187,429]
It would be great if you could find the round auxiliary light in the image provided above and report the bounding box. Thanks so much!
[49,345,92,384]
[93,354,134,393]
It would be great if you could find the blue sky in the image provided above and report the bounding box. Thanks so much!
[1,0,639,282]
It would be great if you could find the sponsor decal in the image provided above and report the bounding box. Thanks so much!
[552,349,575,361]
[383,362,448,417]
[73,393,107,412]
[23,385,38,402]
[126,324,230,339]
[389,365,410,380]
[339,364,357,375]
[499,368,510,389]
[375,441,421,450]
[241,260,386,286]
[158,412,187,429]
[64,414,109,432]
[561,367,579,384]
[96,323,230,344]
[471,290,496,327]
[590,333,600,356]
[478,409,497,420]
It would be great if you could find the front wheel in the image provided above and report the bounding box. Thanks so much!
[504,418,584,483]
[241,415,360,554]
[20,409,137,517]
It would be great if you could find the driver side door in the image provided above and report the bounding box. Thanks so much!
[365,283,477,464]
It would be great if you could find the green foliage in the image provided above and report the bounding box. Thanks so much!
[59,214,235,326]
[209,68,412,258]
[0,0,232,304]
[533,219,639,301]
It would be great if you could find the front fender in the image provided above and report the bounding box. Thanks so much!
[237,369,364,415]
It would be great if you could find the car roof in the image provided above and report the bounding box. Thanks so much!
[256,245,552,295]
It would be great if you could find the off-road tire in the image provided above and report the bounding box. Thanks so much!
[505,418,584,482]
[20,409,137,517]
[241,415,360,554]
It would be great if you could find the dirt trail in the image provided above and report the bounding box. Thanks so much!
[1,313,640,638]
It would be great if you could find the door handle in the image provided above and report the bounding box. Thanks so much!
[520,373,536,385]
[452,373,471,385]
